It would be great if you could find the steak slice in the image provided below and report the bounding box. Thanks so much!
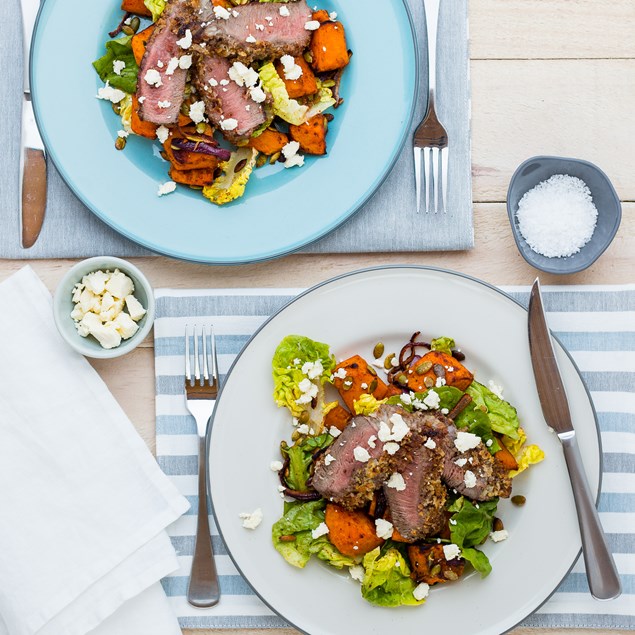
[312,412,389,510]
[383,412,449,542]
[138,0,194,125]
[193,54,266,141]
[196,0,312,61]
[442,425,512,501]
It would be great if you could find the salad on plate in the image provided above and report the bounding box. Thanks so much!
[93,0,350,204]
[269,333,545,607]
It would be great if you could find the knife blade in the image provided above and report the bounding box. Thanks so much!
[19,0,47,249]
[528,279,621,600]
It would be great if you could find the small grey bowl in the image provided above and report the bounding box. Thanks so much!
[507,156,622,274]
[53,257,155,359]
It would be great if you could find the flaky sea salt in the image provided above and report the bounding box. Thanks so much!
[516,174,598,258]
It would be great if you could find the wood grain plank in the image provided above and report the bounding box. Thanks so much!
[470,0,635,60]
[471,59,635,201]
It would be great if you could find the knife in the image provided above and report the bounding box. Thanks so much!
[19,0,47,249]
[528,279,621,600]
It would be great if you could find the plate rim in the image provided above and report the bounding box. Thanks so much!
[29,0,420,265]
[208,264,603,634]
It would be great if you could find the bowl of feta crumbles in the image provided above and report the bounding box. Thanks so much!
[53,257,155,358]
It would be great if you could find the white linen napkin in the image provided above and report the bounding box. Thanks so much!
[0,266,190,635]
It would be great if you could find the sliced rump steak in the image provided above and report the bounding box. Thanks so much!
[137,0,193,125]
[197,0,312,61]
[193,55,266,141]
[442,424,512,501]
[383,412,449,542]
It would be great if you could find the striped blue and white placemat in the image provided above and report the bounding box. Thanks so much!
[153,284,634,630]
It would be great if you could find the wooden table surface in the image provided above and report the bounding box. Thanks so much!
[2,1,632,633]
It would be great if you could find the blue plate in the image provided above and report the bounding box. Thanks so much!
[31,0,418,264]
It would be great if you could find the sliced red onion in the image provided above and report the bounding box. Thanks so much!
[172,138,231,161]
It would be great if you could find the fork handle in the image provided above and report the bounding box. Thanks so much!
[422,0,441,96]
[187,434,220,608]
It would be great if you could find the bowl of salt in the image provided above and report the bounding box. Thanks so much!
[507,156,622,274]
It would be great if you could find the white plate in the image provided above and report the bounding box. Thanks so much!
[209,267,601,635]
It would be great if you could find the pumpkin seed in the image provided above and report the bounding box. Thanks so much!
[234,158,247,173]
[129,16,141,33]
[373,342,385,359]
[396,374,407,386]
[342,377,353,391]
[114,136,127,151]
[269,151,281,164]
[423,376,434,388]
[430,564,441,577]
[433,363,446,377]
[493,517,504,532]
[111,102,121,115]
[511,495,526,507]
[291,430,301,442]
[196,122,207,134]
[122,24,135,36]
[366,365,377,376]
[299,410,310,424]
[444,570,459,581]
[255,154,268,168]
[383,354,395,370]
[416,361,433,375]
[369,379,378,394]
[303,51,313,64]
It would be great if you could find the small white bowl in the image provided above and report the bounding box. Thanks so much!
[53,257,155,359]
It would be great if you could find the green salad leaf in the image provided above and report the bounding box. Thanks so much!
[461,547,492,577]
[281,433,333,492]
[144,0,166,21]
[272,500,353,569]
[453,400,501,453]
[361,547,423,607]
[430,336,456,356]
[92,35,139,94]
[466,381,520,440]
[259,62,309,125]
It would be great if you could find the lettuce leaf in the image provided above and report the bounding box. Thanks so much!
[203,147,257,205]
[453,400,501,454]
[281,433,333,492]
[461,547,492,577]
[353,393,386,415]
[431,336,456,355]
[144,0,166,21]
[466,381,520,440]
[501,427,545,477]
[92,35,139,94]
[361,547,423,607]
[272,500,353,569]
[259,62,309,125]
[272,335,336,429]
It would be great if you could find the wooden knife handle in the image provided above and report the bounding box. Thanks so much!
[21,148,47,249]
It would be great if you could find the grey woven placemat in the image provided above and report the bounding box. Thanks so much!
[0,0,472,259]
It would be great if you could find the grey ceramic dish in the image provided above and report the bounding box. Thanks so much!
[507,156,622,274]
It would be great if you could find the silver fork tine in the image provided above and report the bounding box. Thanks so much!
[440,147,449,213]
[185,324,191,383]
[432,147,440,213]
[194,325,201,384]
[414,147,423,213]
[425,148,433,214]
[202,326,209,385]
[210,325,218,387]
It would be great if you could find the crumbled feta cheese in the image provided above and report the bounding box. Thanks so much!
[386,472,406,491]
[375,518,394,540]
[213,5,231,20]
[270,460,283,472]
[490,529,509,543]
[463,470,477,489]
[255,23,265,31]
[112,60,125,75]
[435,376,446,388]
[165,57,180,75]
[454,431,481,452]
[361,382,368,390]
[389,413,409,442]
[144,69,162,87]
[220,118,239,131]
[311,522,329,539]
[179,55,193,70]
[249,86,266,103]
[209,78,219,87]
[96,82,126,103]
[333,367,347,379]
[367,435,377,449]
[157,100,171,109]
[228,61,259,88]
[105,270,134,299]
[305,20,320,30]
[279,5,290,16]
[296,424,310,435]
[400,393,412,405]
[443,543,461,561]
[79,313,122,349]
[157,180,177,196]
[328,426,341,438]
[189,101,206,124]
[156,125,170,144]
[349,565,365,583]
[117,129,129,139]
[377,421,392,442]
[156,60,164,68]
[176,29,192,49]
[486,439,493,447]
[280,54,303,81]
[449,519,457,526]
[488,380,504,399]
[413,582,430,601]
[353,446,371,463]
[324,453,336,466]
[84,270,110,294]
[246,35,257,43]
[138,96,146,104]
[424,438,437,450]
[441,408,449,415]
[454,457,468,467]
[295,378,318,404]
[239,508,263,529]
[112,311,139,340]
[301,360,324,380]
[281,140,304,168]
[329,11,338,20]
[423,389,441,409]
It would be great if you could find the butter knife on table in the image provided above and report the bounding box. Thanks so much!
[528,279,621,600]
[19,0,47,249]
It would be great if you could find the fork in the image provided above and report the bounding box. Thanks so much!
[414,0,449,214]
[184,325,220,608]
